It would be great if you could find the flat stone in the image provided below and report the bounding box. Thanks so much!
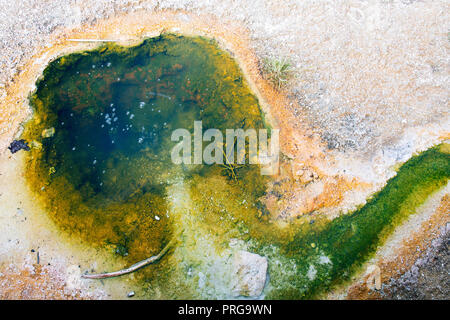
[231,250,268,297]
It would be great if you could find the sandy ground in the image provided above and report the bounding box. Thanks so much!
[0,1,449,299]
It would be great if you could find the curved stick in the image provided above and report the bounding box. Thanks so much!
[82,239,174,279]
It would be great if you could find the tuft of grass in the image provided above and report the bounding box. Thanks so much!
[262,57,294,89]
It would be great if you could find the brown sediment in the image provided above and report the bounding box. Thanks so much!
[263,160,372,220]
[0,263,99,300]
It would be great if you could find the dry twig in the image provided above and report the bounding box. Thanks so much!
[82,239,174,279]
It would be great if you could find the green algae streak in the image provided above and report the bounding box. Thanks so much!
[22,33,449,299]
[260,144,449,299]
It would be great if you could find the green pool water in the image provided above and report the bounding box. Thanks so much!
[22,34,449,299]
[23,34,271,297]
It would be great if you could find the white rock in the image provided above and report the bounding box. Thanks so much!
[231,251,268,297]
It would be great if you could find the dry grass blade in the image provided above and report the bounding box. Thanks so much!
[262,57,294,89]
